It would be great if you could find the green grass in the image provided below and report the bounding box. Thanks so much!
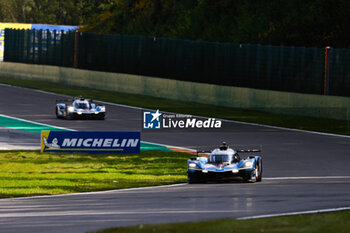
[0,77,349,135]
[93,210,350,233]
[0,150,188,198]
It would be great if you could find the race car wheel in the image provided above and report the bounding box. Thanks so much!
[256,159,262,182]
[65,109,72,120]
[187,173,203,184]
[242,160,262,183]
[248,159,263,183]
[187,176,196,184]
[97,114,105,120]
[242,172,253,183]
[55,106,60,118]
[187,176,198,184]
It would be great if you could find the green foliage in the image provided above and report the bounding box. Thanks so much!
[2,0,350,46]
[235,0,350,47]
[0,0,115,25]
[0,0,34,22]
[83,0,350,47]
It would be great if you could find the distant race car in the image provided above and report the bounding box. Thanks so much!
[187,142,262,183]
[55,97,106,120]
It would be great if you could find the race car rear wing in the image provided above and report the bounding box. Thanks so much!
[196,149,260,154]
[196,150,211,156]
[236,149,261,153]
[56,99,73,103]
[194,149,261,159]
[56,97,94,103]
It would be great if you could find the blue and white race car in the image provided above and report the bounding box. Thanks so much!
[187,143,262,183]
[56,97,106,120]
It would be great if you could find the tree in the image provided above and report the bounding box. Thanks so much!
[0,0,34,23]
[2,0,350,47]
[0,0,115,26]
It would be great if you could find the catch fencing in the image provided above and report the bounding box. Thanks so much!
[4,29,350,97]
[4,29,75,67]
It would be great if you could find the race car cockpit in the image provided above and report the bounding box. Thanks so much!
[74,101,90,109]
[209,153,231,163]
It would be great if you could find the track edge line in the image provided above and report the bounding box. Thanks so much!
[237,206,350,220]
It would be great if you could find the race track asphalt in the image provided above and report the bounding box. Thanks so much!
[0,84,349,233]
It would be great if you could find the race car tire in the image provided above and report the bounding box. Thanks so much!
[97,114,105,120]
[256,159,262,182]
[187,176,198,184]
[242,172,253,183]
[187,173,204,184]
[55,106,60,119]
[65,109,72,120]
[243,159,262,183]
[187,177,196,184]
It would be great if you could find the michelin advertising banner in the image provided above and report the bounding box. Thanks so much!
[0,22,78,61]
[41,131,140,154]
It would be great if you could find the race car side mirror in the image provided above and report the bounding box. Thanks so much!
[232,153,241,162]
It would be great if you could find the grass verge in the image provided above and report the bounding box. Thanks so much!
[0,150,188,198]
[0,77,349,135]
[93,210,350,233]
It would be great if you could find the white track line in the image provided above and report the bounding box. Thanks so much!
[0,83,143,110]
[0,209,241,218]
[1,83,349,138]
[3,176,350,201]
[237,206,350,220]
[0,183,188,201]
[264,176,350,180]
[0,114,75,131]
[221,118,350,139]
[142,140,198,152]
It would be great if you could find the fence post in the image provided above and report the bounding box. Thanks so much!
[52,30,57,65]
[324,46,332,95]
[60,30,64,66]
[38,30,43,64]
[26,30,30,63]
[14,29,19,61]
[18,29,23,62]
[46,30,50,65]
[74,30,79,68]
[32,30,36,63]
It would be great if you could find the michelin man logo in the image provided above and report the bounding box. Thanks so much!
[43,137,60,149]
[143,109,162,129]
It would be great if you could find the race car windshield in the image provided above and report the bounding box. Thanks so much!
[75,102,89,109]
[210,154,230,163]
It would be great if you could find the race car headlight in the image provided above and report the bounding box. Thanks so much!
[100,106,106,112]
[243,161,254,168]
[67,106,74,112]
[188,163,198,169]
